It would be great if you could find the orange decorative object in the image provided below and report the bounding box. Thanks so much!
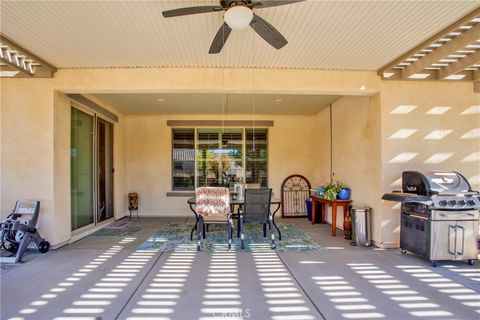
[343,211,352,240]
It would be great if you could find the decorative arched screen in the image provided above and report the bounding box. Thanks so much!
[281,174,311,218]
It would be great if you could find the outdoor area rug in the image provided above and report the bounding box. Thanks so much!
[137,222,324,252]
[90,220,141,236]
[103,221,130,229]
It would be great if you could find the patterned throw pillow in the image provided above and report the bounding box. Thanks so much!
[195,187,230,217]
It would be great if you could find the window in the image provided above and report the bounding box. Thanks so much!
[172,128,268,191]
[246,129,268,187]
[172,129,195,190]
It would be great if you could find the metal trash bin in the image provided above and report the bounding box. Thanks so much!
[351,207,372,247]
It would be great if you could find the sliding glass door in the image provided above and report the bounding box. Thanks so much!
[71,107,95,230]
[71,106,114,231]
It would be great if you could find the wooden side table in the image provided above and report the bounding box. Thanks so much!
[311,196,352,236]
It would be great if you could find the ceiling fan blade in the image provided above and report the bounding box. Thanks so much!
[250,14,287,50]
[209,23,232,54]
[162,5,223,18]
[253,0,306,9]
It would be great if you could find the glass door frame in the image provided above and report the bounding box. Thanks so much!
[71,103,115,235]
[96,114,115,224]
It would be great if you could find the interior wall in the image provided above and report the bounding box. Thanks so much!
[380,81,480,247]
[312,96,382,241]
[125,114,316,216]
[311,107,331,187]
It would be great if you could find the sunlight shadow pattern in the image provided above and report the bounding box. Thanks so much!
[425,106,451,115]
[423,130,453,140]
[125,248,196,320]
[199,244,243,320]
[7,237,133,319]
[423,153,454,164]
[53,246,158,320]
[389,129,417,140]
[444,265,480,282]
[348,263,453,318]
[397,265,480,313]
[461,105,480,115]
[312,265,384,319]
[461,128,480,139]
[390,105,418,114]
[253,247,316,320]
[461,152,480,163]
[388,153,418,164]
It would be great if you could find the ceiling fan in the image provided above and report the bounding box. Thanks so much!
[162,0,306,54]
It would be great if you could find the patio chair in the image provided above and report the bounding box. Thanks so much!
[238,188,275,250]
[195,187,233,251]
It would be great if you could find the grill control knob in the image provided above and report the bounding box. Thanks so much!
[448,200,457,206]
[458,200,466,206]
[439,200,448,207]
[467,200,476,206]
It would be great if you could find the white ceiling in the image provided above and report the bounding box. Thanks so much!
[1,1,478,71]
[92,92,342,115]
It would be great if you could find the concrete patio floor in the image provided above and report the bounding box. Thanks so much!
[1,217,479,320]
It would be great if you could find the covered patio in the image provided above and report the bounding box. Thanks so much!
[2,217,480,320]
[1,1,480,319]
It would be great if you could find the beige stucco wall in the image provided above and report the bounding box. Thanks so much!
[379,81,480,247]
[125,114,316,216]
[1,78,55,242]
[311,96,382,243]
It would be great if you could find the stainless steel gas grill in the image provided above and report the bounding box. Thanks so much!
[383,171,479,267]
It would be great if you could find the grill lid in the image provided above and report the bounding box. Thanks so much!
[402,171,472,196]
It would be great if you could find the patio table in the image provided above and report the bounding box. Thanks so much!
[311,196,352,236]
[187,197,282,241]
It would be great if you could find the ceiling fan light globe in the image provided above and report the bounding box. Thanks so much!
[224,6,253,30]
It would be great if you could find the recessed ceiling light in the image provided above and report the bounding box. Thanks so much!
[383,72,395,78]
[274,99,283,103]
[157,98,166,103]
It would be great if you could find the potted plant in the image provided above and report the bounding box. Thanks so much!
[323,183,342,200]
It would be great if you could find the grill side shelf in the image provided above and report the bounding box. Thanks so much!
[382,192,432,203]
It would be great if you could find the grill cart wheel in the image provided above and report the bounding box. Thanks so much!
[467,259,475,265]
[401,249,407,254]
[432,260,438,267]
[38,241,50,253]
